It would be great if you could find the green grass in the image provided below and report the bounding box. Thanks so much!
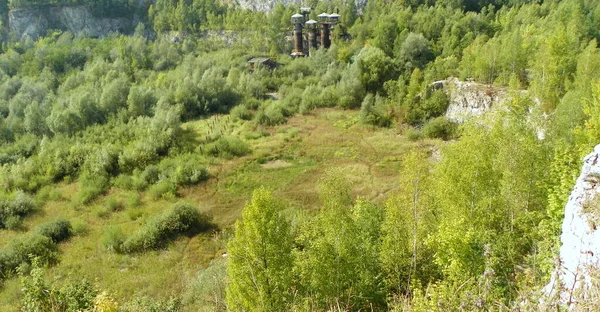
[0,108,438,311]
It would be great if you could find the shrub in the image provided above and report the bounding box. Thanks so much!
[106,197,124,212]
[112,174,135,190]
[127,209,144,221]
[103,226,125,253]
[78,174,109,205]
[140,165,160,185]
[0,234,58,278]
[242,98,261,110]
[9,190,37,217]
[299,85,321,115]
[71,219,89,236]
[359,94,391,127]
[34,218,73,243]
[230,105,252,121]
[5,217,22,232]
[318,86,338,108]
[127,193,142,208]
[183,258,227,309]
[20,259,97,312]
[422,90,450,119]
[120,295,181,312]
[254,103,286,126]
[148,180,177,200]
[406,128,423,141]
[0,191,37,229]
[422,117,458,140]
[121,202,212,253]
[35,186,63,202]
[172,164,209,186]
[203,136,250,159]
[55,278,97,312]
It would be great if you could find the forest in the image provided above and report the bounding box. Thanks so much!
[0,0,599,310]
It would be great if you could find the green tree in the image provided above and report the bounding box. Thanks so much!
[296,174,386,310]
[398,32,434,72]
[355,46,395,93]
[381,149,437,295]
[226,187,294,312]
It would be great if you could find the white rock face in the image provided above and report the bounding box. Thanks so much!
[234,0,368,12]
[433,77,509,122]
[544,145,600,303]
[9,6,135,40]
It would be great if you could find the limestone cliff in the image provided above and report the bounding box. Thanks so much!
[9,5,136,40]
[431,77,510,122]
[235,0,368,12]
[543,145,600,307]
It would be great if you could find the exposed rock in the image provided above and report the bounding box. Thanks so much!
[543,145,600,305]
[234,0,368,12]
[9,5,136,40]
[432,77,510,123]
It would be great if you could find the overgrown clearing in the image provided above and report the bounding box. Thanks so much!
[0,108,432,311]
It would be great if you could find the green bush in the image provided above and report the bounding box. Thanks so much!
[148,180,177,200]
[35,186,64,202]
[422,90,450,118]
[0,191,38,229]
[4,215,22,230]
[121,202,213,253]
[203,135,251,159]
[120,295,181,312]
[0,234,58,278]
[127,193,142,208]
[172,164,209,186]
[112,174,135,190]
[20,259,97,312]
[77,174,109,205]
[71,219,89,236]
[103,226,125,253]
[405,128,423,141]
[422,117,458,140]
[359,94,391,127]
[54,278,97,312]
[8,191,37,217]
[230,105,252,120]
[34,218,73,243]
[254,103,286,126]
[106,196,124,212]
[140,165,160,185]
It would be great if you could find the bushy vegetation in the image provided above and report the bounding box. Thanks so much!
[121,202,212,253]
[0,234,57,279]
[0,191,37,229]
[422,116,457,140]
[34,218,73,243]
[1,0,600,310]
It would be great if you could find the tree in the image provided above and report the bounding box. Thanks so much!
[226,187,294,312]
[296,174,386,310]
[380,149,437,295]
[355,46,395,93]
[398,32,434,72]
[530,23,579,110]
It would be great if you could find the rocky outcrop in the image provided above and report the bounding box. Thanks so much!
[543,145,600,306]
[9,6,135,40]
[235,0,368,12]
[432,77,510,122]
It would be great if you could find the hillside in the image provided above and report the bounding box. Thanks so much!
[1,0,600,311]
[0,109,434,311]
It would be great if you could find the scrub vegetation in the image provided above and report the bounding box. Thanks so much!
[0,0,599,310]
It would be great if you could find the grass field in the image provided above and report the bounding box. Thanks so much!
[0,108,438,311]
